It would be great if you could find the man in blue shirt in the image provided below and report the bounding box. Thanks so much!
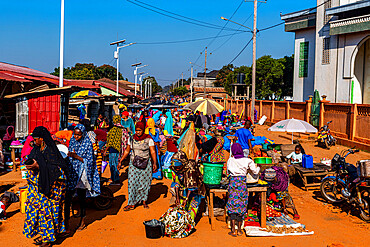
[235,120,253,157]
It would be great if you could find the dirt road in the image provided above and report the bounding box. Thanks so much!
[1,125,369,247]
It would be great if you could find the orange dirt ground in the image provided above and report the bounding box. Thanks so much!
[1,125,370,247]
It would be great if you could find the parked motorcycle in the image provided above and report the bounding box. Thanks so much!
[317,121,336,149]
[320,148,370,222]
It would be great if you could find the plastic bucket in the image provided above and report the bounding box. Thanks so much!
[254,157,266,164]
[143,219,164,239]
[203,162,224,185]
[265,157,272,164]
[19,186,28,214]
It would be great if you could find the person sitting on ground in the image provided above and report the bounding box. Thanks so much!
[234,120,254,157]
[226,143,260,237]
[286,145,303,164]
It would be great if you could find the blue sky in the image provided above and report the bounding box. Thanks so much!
[0,0,316,86]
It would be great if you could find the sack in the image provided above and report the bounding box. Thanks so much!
[133,155,149,170]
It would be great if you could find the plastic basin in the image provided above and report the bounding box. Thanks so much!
[203,162,224,185]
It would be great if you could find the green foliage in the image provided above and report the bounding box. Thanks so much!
[144,76,162,94]
[51,63,124,81]
[172,86,188,96]
[215,55,294,100]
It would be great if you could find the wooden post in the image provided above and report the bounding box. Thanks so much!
[271,101,275,123]
[286,101,290,119]
[319,95,330,128]
[259,100,263,119]
[305,95,313,122]
[349,104,357,140]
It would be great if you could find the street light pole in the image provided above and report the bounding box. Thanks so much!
[131,63,148,96]
[190,66,193,102]
[203,47,207,98]
[251,0,257,123]
[59,0,64,87]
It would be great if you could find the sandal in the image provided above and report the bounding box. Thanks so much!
[228,231,237,237]
[123,205,135,211]
[237,231,244,236]
[293,214,300,220]
[143,204,149,209]
[33,236,43,245]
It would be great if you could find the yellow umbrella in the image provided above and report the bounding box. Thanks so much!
[184,98,224,115]
[179,102,189,106]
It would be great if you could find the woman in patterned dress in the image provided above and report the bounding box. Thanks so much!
[120,121,157,211]
[65,124,100,232]
[23,126,68,247]
[226,143,260,237]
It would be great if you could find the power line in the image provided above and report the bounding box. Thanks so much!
[211,2,261,53]
[135,31,247,45]
[228,37,253,65]
[126,0,241,32]
[258,22,284,32]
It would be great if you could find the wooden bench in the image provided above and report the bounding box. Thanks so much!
[293,163,335,191]
[207,186,267,231]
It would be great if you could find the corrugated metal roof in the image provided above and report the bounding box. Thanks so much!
[280,8,317,20]
[64,80,101,89]
[4,86,80,99]
[0,62,59,80]
[0,71,32,82]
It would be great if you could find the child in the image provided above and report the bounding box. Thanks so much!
[286,145,303,164]
[0,196,10,220]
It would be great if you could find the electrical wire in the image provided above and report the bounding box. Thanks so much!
[126,0,241,32]
[228,37,253,65]
[135,31,247,45]
[211,2,261,53]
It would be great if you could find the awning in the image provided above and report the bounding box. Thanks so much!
[4,86,81,99]
[326,0,370,15]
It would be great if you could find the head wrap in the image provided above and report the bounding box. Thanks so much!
[122,111,129,117]
[145,118,156,135]
[21,135,34,159]
[29,126,67,197]
[133,122,151,141]
[231,143,244,159]
[164,112,174,136]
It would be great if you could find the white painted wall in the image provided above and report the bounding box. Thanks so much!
[293,29,316,101]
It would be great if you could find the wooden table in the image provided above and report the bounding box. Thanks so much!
[207,186,267,231]
[293,163,335,191]
[10,145,23,172]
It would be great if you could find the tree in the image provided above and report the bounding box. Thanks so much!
[51,63,124,81]
[172,86,188,96]
[215,64,234,88]
[144,76,162,94]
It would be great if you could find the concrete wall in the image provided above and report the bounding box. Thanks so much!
[293,29,316,101]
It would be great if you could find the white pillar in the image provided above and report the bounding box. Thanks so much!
[59,0,65,87]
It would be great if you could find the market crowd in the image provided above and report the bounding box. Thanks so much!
[11,98,298,245]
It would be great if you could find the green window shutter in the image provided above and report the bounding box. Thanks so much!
[299,42,309,77]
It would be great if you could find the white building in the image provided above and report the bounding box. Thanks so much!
[281,0,370,103]
[192,70,219,87]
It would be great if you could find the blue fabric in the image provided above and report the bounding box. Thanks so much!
[109,147,119,153]
[161,151,174,169]
[77,104,86,120]
[149,130,163,180]
[152,110,162,124]
[251,136,267,147]
[223,134,232,150]
[235,128,253,150]
[164,112,174,136]
[68,124,100,197]
[98,141,106,150]
[109,152,120,183]
[121,117,135,134]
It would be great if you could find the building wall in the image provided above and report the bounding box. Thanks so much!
[192,78,216,87]
[293,29,316,101]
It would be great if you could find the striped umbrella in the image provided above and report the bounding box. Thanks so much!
[70,90,100,98]
[184,99,224,115]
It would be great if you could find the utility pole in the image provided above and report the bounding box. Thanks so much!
[190,66,193,102]
[203,47,207,99]
[251,0,257,123]
[181,72,183,87]
[59,0,64,87]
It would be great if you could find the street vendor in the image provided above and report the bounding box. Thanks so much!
[235,120,254,157]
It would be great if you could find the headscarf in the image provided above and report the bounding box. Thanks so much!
[107,116,123,152]
[164,112,174,136]
[152,110,162,124]
[231,143,244,159]
[122,111,129,117]
[133,122,151,141]
[68,124,100,195]
[21,135,34,159]
[145,118,156,135]
[29,126,67,197]
[209,137,225,163]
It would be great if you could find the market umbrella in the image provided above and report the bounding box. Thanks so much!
[184,98,224,116]
[128,103,144,109]
[70,90,100,98]
[148,101,178,109]
[268,118,318,144]
[179,102,189,106]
